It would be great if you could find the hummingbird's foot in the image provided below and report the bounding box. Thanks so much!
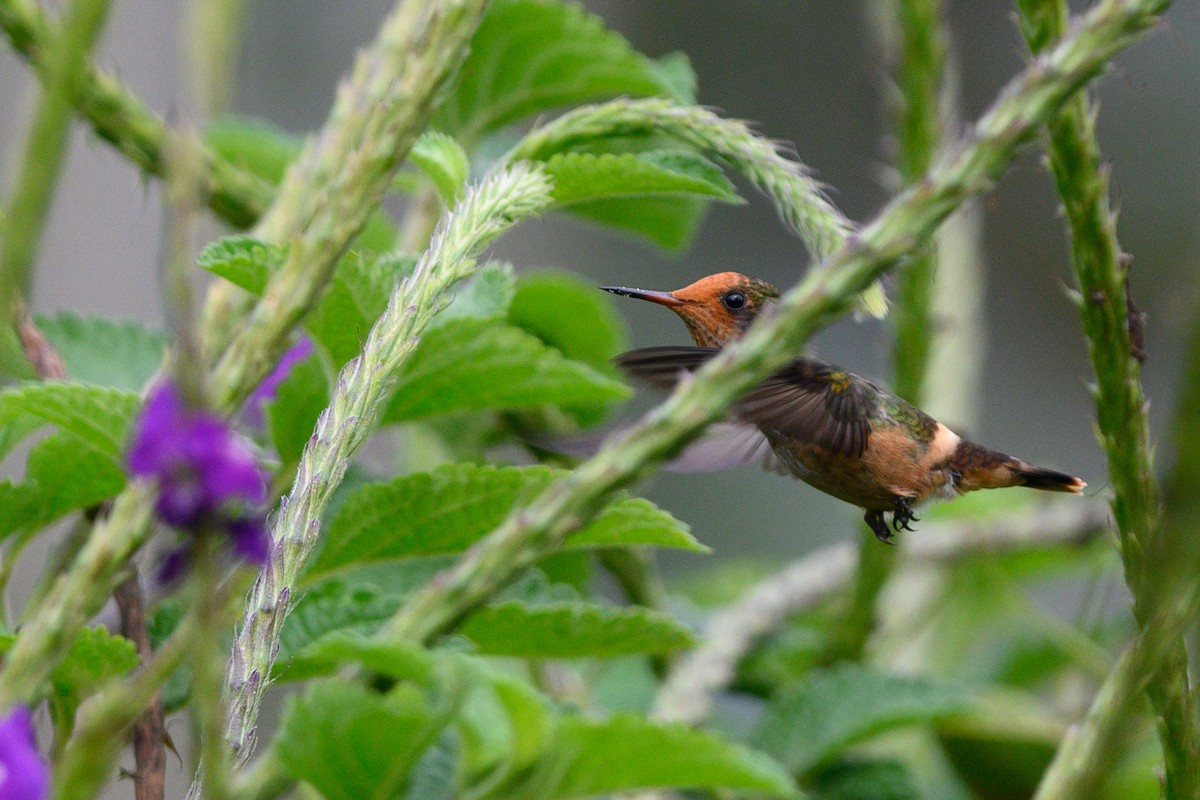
[864,510,895,545]
[892,496,920,532]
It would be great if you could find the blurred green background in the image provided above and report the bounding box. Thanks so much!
[1,0,1197,566]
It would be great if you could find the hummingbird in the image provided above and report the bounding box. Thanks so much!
[601,272,1086,543]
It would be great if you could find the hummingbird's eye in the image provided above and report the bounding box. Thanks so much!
[722,291,747,310]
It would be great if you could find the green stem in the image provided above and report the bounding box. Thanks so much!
[206,0,489,414]
[381,0,1172,648]
[220,164,552,765]
[507,98,886,318]
[833,0,948,665]
[190,549,235,800]
[1017,1,1198,795]
[0,483,156,706]
[0,0,272,228]
[0,0,111,314]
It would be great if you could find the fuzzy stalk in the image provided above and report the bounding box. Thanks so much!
[202,0,488,390]
[0,483,156,706]
[833,0,950,665]
[1018,1,1199,795]
[219,164,553,764]
[506,98,885,318]
[0,0,110,314]
[0,0,487,711]
[0,0,272,227]
[382,0,1171,648]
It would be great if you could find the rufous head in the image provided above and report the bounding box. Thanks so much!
[601,272,781,347]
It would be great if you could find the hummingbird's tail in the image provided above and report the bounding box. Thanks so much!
[952,441,1086,495]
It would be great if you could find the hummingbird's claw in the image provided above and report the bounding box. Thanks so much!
[892,496,920,533]
[865,510,895,545]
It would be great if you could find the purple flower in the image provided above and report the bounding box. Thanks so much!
[128,382,269,575]
[0,706,48,800]
[243,337,315,426]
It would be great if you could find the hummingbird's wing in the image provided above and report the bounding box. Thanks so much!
[616,346,874,458]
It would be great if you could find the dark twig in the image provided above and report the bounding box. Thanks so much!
[113,572,166,800]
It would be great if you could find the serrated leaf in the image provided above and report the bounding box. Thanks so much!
[50,627,139,729]
[0,383,139,460]
[649,51,697,105]
[275,582,402,679]
[305,253,415,366]
[403,733,459,800]
[502,714,795,798]
[437,0,678,144]
[306,463,700,584]
[546,151,740,207]
[750,665,971,775]
[287,632,438,686]
[508,271,626,371]
[569,195,710,251]
[410,131,470,204]
[267,352,329,464]
[458,600,694,658]
[383,318,628,423]
[206,116,301,184]
[197,235,281,293]
[432,262,514,328]
[35,314,166,393]
[24,431,126,522]
[275,681,447,800]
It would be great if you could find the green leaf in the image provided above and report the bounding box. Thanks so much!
[568,195,710,251]
[649,51,698,105]
[305,252,414,366]
[274,680,447,800]
[50,627,139,730]
[383,318,629,423]
[508,271,627,372]
[35,314,166,393]
[200,241,414,367]
[402,734,459,800]
[267,352,329,464]
[206,116,301,184]
[545,150,740,207]
[306,463,701,584]
[0,481,40,540]
[750,665,971,775]
[24,431,126,523]
[504,714,795,798]
[458,600,694,658]
[197,235,282,293]
[436,0,680,144]
[286,632,438,686]
[0,382,139,460]
[409,131,470,204]
[809,760,920,800]
[432,262,514,328]
[275,582,403,679]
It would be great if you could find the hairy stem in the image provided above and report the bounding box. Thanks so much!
[382,0,1171,648]
[0,0,272,227]
[0,0,110,315]
[507,98,886,318]
[1017,0,1197,796]
[220,164,553,764]
[833,0,949,665]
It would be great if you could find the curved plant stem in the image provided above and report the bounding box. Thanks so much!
[206,0,489,413]
[832,0,950,665]
[0,0,272,227]
[381,0,1171,649]
[0,0,489,712]
[219,164,553,765]
[507,98,886,318]
[0,0,110,316]
[1018,1,1197,796]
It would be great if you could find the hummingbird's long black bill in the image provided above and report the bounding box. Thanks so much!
[599,285,684,306]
